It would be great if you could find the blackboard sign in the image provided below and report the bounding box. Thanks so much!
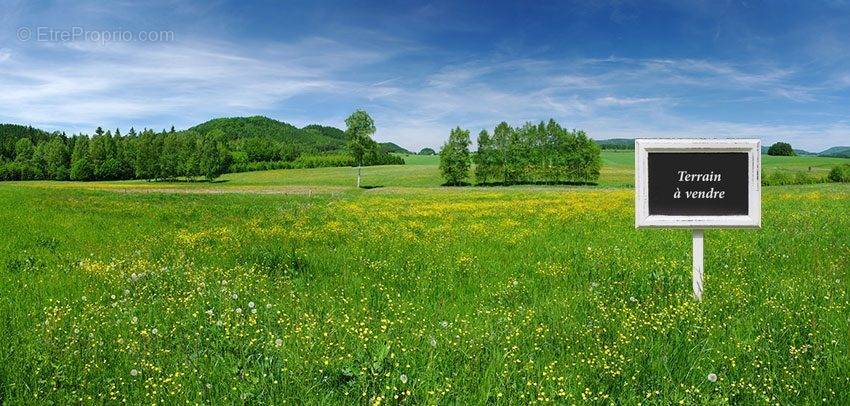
[635,139,761,228]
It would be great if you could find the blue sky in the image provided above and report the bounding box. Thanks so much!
[1,0,849,151]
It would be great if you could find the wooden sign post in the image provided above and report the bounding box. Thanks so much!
[635,139,761,301]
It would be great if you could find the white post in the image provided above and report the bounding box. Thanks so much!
[357,166,361,188]
[692,229,704,301]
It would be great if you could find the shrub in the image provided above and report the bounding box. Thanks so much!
[828,165,850,183]
[767,142,795,156]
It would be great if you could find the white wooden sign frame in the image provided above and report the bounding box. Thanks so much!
[634,138,761,301]
[635,138,761,229]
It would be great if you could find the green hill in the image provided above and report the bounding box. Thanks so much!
[594,138,634,150]
[188,116,346,153]
[0,124,57,160]
[819,146,850,158]
[379,142,413,154]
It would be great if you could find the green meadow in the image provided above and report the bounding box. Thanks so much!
[1,152,849,404]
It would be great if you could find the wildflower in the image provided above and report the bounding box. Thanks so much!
[130,369,139,377]
[248,301,255,308]
[275,338,283,347]
[152,328,158,335]
[235,308,243,314]
[400,374,408,384]
[266,303,272,309]
[110,294,116,300]
[206,309,214,316]
[440,321,449,329]
[131,273,138,281]
[232,293,238,300]
[707,373,717,382]
[131,316,138,324]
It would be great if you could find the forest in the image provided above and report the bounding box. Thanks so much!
[0,116,403,182]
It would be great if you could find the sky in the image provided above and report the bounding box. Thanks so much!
[1,0,849,151]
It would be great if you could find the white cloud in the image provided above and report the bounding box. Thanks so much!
[0,29,846,151]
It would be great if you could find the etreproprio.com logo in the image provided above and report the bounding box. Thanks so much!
[17,26,174,43]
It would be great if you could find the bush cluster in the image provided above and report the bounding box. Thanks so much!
[228,152,404,173]
[828,165,850,182]
[439,120,601,186]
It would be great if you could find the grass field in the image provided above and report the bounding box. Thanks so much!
[1,152,849,404]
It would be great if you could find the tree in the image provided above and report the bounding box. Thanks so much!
[160,131,180,180]
[200,129,228,181]
[70,136,93,181]
[345,110,376,188]
[439,127,471,186]
[767,142,795,156]
[14,138,34,162]
[492,122,513,183]
[418,148,436,155]
[43,138,70,180]
[135,129,159,181]
[474,130,496,184]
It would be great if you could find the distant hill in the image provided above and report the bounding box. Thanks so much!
[759,146,815,156]
[819,146,850,158]
[594,138,635,150]
[0,124,57,160]
[189,116,346,153]
[379,142,413,154]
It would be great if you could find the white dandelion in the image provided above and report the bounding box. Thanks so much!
[707,373,717,382]
[400,374,408,384]
[232,293,238,300]
[130,369,139,377]
[131,316,138,324]
[275,338,283,347]
[235,308,242,314]
[151,328,158,335]
[248,301,255,308]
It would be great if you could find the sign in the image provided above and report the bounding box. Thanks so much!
[634,139,761,301]
[635,139,761,228]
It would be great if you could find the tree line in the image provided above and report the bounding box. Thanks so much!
[439,119,602,186]
[1,127,230,182]
[0,110,405,182]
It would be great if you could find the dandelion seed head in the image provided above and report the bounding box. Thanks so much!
[130,369,138,377]
[400,374,408,384]
[248,301,255,308]
[707,373,717,382]
[275,338,283,347]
